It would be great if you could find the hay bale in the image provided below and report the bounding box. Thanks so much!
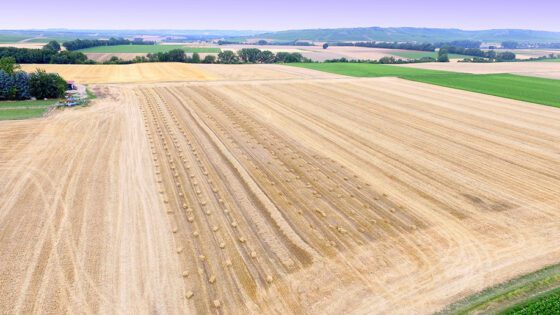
[182,271,189,277]
[209,275,216,284]
[185,291,194,299]
[213,299,221,308]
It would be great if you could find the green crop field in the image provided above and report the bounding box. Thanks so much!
[0,35,32,43]
[436,263,560,314]
[289,63,560,108]
[500,287,560,314]
[77,45,221,53]
[390,51,474,60]
[0,99,58,120]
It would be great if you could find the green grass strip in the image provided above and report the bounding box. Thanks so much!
[0,108,47,120]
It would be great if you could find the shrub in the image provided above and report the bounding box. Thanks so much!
[29,69,66,99]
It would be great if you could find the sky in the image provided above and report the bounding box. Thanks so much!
[2,0,560,31]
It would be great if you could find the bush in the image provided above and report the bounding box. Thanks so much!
[217,50,239,64]
[202,55,216,64]
[29,69,66,99]
[191,52,201,63]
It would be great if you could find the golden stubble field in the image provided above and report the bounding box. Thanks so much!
[1,64,560,314]
[398,61,560,79]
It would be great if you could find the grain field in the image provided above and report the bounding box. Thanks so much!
[1,74,559,314]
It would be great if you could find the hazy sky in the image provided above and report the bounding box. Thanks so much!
[2,0,560,31]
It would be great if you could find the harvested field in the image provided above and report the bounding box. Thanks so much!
[0,43,46,49]
[85,53,148,63]
[398,61,560,79]
[216,45,404,61]
[20,63,217,84]
[1,74,559,314]
[20,63,344,84]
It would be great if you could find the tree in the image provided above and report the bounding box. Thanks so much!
[43,40,61,52]
[323,43,329,49]
[0,70,15,100]
[437,48,449,62]
[166,49,187,62]
[502,41,519,49]
[238,48,261,63]
[29,69,66,99]
[191,52,201,63]
[496,51,516,61]
[13,71,30,100]
[275,52,304,63]
[0,57,19,75]
[217,50,239,64]
[257,50,275,63]
[257,40,268,45]
[202,55,216,64]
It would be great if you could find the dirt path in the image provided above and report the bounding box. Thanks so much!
[1,75,559,314]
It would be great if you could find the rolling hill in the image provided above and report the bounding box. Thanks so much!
[251,27,560,43]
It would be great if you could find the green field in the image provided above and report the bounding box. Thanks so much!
[289,63,560,108]
[0,99,58,109]
[501,287,560,314]
[0,108,47,120]
[0,99,58,120]
[390,51,474,60]
[77,45,221,53]
[0,35,32,43]
[437,263,560,314]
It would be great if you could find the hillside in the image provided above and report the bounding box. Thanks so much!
[251,27,560,43]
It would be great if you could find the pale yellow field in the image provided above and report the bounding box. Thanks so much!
[0,43,46,49]
[1,64,560,314]
[398,61,560,79]
[20,63,217,84]
[20,63,344,84]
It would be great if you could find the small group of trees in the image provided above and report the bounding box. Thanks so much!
[441,46,516,61]
[324,56,436,64]
[0,57,66,101]
[0,41,90,64]
[106,48,308,65]
[63,37,155,51]
[213,49,307,64]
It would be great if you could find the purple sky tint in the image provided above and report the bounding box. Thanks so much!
[2,0,560,31]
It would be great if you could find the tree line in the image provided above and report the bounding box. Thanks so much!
[104,48,309,64]
[323,56,437,64]
[217,40,314,46]
[63,37,155,51]
[0,57,67,101]
[0,42,90,64]
[501,41,560,49]
[441,46,516,61]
